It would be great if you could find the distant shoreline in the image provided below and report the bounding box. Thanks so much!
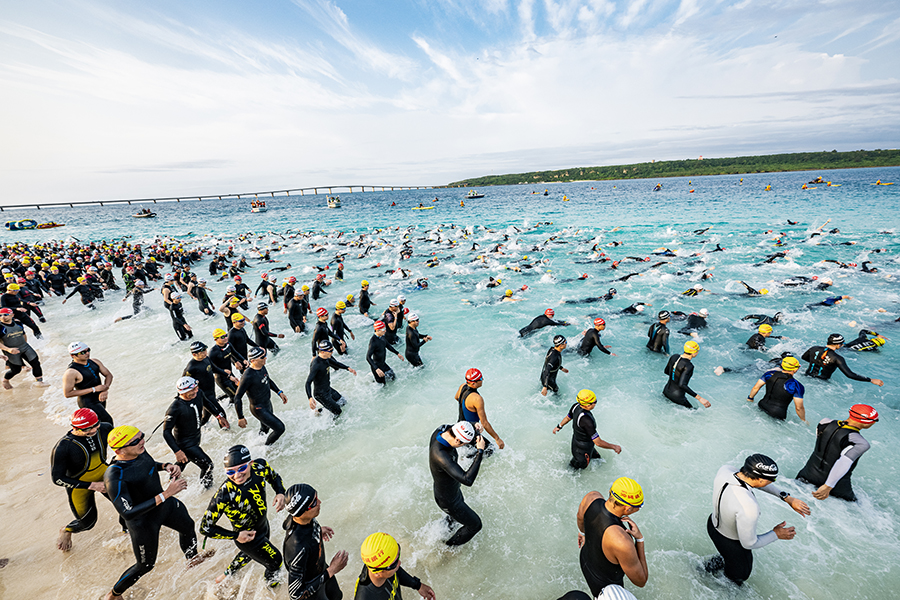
[445,149,900,188]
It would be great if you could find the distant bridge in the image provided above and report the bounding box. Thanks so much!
[0,184,436,211]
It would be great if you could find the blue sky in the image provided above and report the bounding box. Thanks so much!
[1,0,899,201]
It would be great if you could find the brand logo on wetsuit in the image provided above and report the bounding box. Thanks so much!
[249,485,266,511]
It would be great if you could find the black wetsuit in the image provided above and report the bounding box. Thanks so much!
[742,314,779,326]
[380,309,400,346]
[305,355,350,416]
[353,565,423,600]
[312,319,341,357]
[183,356,230,421]
[311,280,327,300]
[845,330,881,351]
[228,326,259,363]
[646,322,669,354]
[196,286,215,315]
[578,329,610,357]
[51,423,120,534]
[331,312,353,355]
[540,347,563,393]
[105,451,199,596]
[428,425,484,546]
[678,313,708,334]
[68,359,113,425]
[757,370,804,420]
[801,346,872,382]
[169,302,193,340]
[234,366,284,445]
[283,517,342,600]
[746,333,771,350]
[620,302,649,314]
[359,289,373,315]
[796,420,869,501]
[405,325,428,366]
[163,391,225,488]
[367,334,400,384]
[518,314,567,337]
[288,295,310,332]
[567,403,600,469]
[209,343,240,401]
[663,355,697,408]
[200,459,286,581]
[252,313,280,354]
[580,497,629,596]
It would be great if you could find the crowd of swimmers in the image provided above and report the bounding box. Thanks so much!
[0,218,888,599]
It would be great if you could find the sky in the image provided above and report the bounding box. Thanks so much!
[1,0,899,203]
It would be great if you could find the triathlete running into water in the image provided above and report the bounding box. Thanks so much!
[553,389,621,469]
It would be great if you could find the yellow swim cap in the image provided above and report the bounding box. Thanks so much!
[362,280,370,287]
[229,297,240,306]
[577,389,597,407]
[496,279,502,284]
[610,477,644,507]
[759,324,773,334]
[505,289,512,297]
[213,328,227,339]
[346,294,354,301]
[336,301,346,310]
[301,285,310,291]
[108,425,141,449]
[683,341,699,354]
[873,336,886,347]
[781,356,800,371]
[231,313,245,322]
[6,283,19,291]
[759,288,769,295]
[360,532,400,571]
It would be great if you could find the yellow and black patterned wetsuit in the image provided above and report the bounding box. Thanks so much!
[51,423,119,533]
[200,458,286,582]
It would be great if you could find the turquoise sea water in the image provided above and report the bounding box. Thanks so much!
[12,165,900,599]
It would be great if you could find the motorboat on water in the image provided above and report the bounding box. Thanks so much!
[466,190,484,199]
[5,219,38,231]
[327,196,341,208]
[133,208,157,218]
[250,200,267,213]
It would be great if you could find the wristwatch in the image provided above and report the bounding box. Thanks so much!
[779,491,790,501]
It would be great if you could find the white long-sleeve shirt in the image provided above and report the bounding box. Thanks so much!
[711,465,785,550]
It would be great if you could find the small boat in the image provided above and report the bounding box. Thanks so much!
[327,196,341,208]
[37,222,65,229]
[250,200,267,213]
[5,219,37,231]
[466,190,484,199]
[133,208,156,218]
[412,206,435,210]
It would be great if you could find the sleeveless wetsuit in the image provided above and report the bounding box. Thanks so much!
[567,403,600,469]
[580,497,628,596]
[801,346,871,382]
[662,355,696,408]
[796,419,870,501]
[456,385,480,423]
[68,359,112,424]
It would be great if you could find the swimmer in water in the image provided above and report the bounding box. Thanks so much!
[745,356,806,423]
[746,324,783,350]
[795,404,878,501]
[519,308,569,337]
[662,341,710,408]
[646,311,671,355]
[704,454,809,586]
[577,318,616,357]
[741,312,782,327]
[428,421,487,546]
[564,288,617,304]
[576,477,648,596]
[540,335,569,396]
[553,389,621,469]
[801,333,884,386]
[620,302,650,315]
[806,295,850,308]
[739,281,768,296]
[844,329,886,351]
[677,309,709,336]
[454,368,504,450]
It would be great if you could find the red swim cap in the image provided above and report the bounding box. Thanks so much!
[849,404,879,424]
[374,320,386,331]
[71,408,99,429]
[316,307,328,318]
[594,318,605,327]
[544,308,555,317]
[465,368,483,382]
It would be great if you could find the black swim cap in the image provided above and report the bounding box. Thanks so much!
[741,453,778,481]
[285,483,318,516]
[248,347,266,360]
[658,310,670,320]
[553,335,567,346]
[317,340,334,352]
[827,333,844,345]
[774,312,783,321]
[223,445,251,468]
[190,341,207,353]
[609,288,617,294]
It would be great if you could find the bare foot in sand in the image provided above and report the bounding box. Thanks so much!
[2,380,11,390]
[103,591,123,600]
[0,558,8,568]
[215,572,228,584]
[57,528,73,552]
[188,549,216,568]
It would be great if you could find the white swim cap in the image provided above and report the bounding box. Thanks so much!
[597,585,637,600]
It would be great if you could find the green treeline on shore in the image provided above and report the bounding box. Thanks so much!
[446,149,900,187]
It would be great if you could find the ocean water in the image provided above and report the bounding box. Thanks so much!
[12,165,900,600]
